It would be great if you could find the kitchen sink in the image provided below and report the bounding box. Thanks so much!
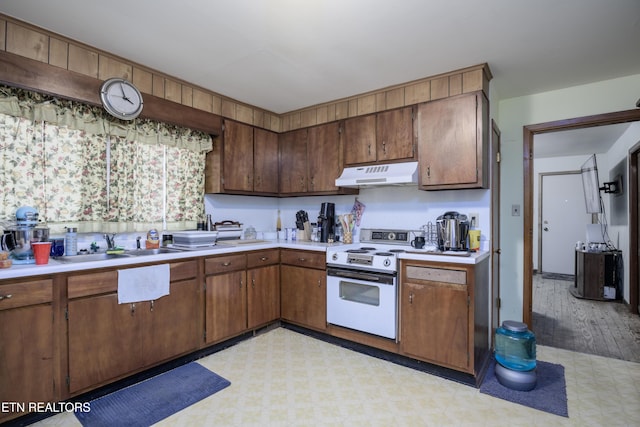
[53,253,133,263]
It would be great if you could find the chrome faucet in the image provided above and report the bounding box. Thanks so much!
[104,233,116,250]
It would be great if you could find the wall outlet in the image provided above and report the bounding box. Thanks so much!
[469,212,479,228]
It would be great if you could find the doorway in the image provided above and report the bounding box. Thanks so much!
[629,141,640,314]
[523,108,640,327]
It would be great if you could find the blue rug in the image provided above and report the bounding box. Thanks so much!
[75,362,231,427]
[480,358,568,417]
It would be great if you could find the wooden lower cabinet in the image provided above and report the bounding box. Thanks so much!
[247,250,280,329]
[67,260,200,394]
[280,249,326,331]
[204,253,248,344]
[205,250,280,343]
[399,259,489,375]
[0,279,54,423]
[205,270,247,343]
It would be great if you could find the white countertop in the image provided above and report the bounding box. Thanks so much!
[399,249,490,264]
[0,240,489,280]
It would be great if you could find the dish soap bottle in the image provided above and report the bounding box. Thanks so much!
[276,210,282,232]
[146,229,160,249]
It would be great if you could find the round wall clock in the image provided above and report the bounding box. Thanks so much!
[99,78,144,120]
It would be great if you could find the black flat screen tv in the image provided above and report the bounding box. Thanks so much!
[581,154,602,214]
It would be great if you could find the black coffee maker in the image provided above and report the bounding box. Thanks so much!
[318,202,335,243]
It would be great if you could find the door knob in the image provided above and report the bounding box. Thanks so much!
[543,227,549,231]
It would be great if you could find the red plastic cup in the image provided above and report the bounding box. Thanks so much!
[32,242,52,265]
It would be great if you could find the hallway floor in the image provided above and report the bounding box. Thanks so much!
[533,274,640,363]
[31,327,640,426]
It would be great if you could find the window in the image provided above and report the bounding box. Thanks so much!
[0,86,210,233]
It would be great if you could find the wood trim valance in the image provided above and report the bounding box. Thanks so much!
[0,50,222,135]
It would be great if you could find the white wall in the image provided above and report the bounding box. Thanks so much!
[205,185,491,248]
[496,73,640,322]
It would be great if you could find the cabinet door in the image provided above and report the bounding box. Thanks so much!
[343,114,377,165]
[0,304,54,419]
[205,271,247,343]
[417,92,488,189]
[223,120,254,192]
[254,128,279,193]
[68,293,142,393]
[279,129,308,194]
[377,106,415,162]
[280,265,326,331]
[401,281,469,371]
[247,264,280,329]
[143,278,200,366]
[308,122,341,192]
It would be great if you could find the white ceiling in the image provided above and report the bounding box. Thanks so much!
[2,0,639,115]
[1,1,639,158]
[534,123,632,159]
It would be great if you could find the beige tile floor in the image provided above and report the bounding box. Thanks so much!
[33,327,640,427]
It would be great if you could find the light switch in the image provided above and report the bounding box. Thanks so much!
[512,204,520,216]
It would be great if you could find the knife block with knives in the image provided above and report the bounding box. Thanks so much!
[295,210,312,241]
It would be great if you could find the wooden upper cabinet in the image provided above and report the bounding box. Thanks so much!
[417,91,489,190]
[343,114,377,165]
[307,122,341,193]
[343,106,415,166]
[279,128,309,194]
[223,120,254,192]
[376,107,415,162]
[253,128,279,193]
[212,120,279,195]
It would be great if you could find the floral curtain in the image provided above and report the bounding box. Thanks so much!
[0,85,211,233]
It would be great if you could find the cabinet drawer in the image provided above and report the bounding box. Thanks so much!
[170,260,198,282]
[68,271,118,299]
[405,265,467,285]
[280,249,325,269]
[205,253,247,275]
[0,279,53,310]
[247,249,280,268]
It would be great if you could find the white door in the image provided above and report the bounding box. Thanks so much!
[541,173,591,275]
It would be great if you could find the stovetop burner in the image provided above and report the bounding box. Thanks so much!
[346,249,370,254]
[389,249,405,253]
[374,252,394,256]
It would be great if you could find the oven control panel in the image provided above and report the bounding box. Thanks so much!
[361,229,411,245]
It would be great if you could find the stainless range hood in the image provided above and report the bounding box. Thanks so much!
[335,161,418,188]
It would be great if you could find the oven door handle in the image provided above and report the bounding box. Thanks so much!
[327,268,390,283]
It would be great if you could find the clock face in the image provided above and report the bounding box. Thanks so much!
[100,78,143,120]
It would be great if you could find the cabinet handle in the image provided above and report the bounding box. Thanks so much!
[409,293,414,304]
[131,303,136,315]
[368,143,371,155]
[240,279,243,289]
[427,166,430,178]
[317,279,321,288]
[298,258,306,262]
[150,300,154,312]
[252,278,256,288]
[222,261,231,266]
[382,141,386,154]
[0,294,13,300]
[260,256,268,261]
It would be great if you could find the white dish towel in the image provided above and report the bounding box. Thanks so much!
[118,264,170,304]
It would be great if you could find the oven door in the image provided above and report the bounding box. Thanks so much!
[326,267,397,339]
